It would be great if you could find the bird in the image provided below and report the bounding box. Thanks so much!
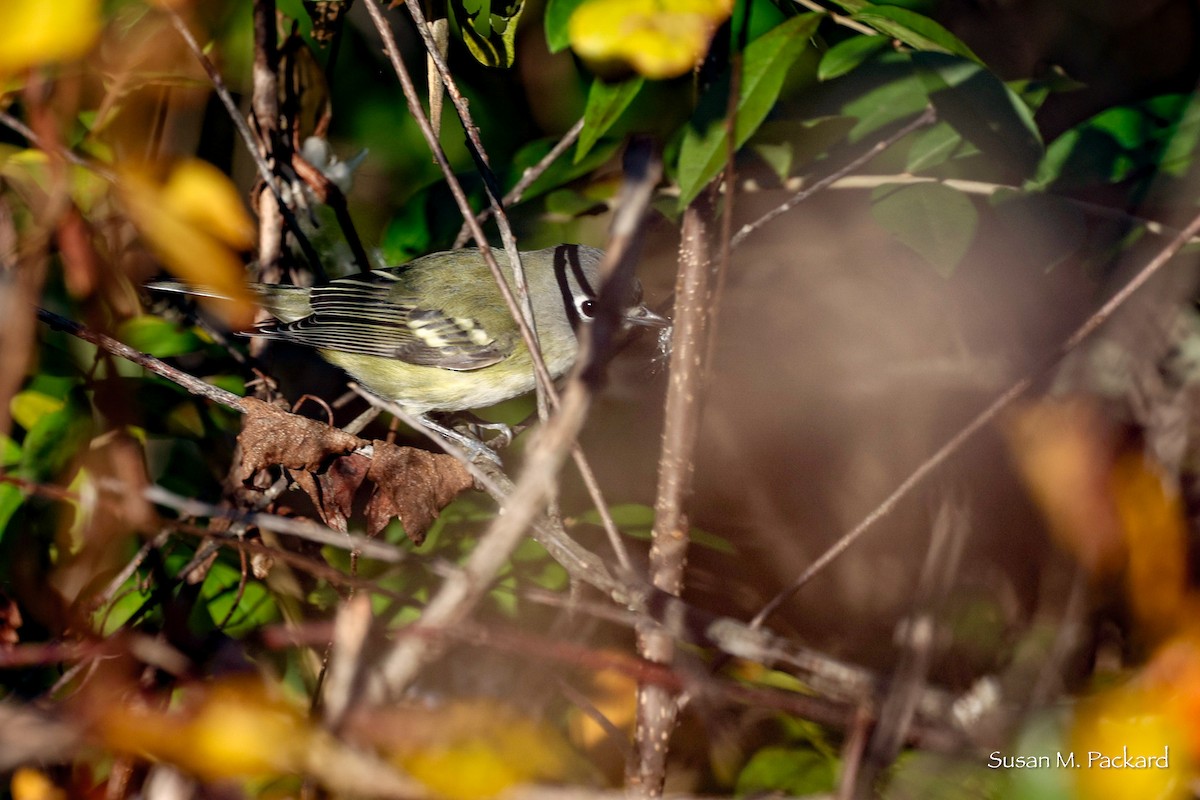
[151,244,668,453]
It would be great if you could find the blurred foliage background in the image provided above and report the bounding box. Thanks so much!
[2,0,1200,798]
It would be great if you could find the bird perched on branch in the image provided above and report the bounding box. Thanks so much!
[151,244,668,453]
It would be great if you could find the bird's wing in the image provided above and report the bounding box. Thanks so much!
[253,275,512,371]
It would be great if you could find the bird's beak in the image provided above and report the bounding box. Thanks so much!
[623,304,671,329]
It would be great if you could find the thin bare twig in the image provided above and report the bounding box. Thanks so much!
[794,0,878,35]
[752,194,1200,629]
[452,117,587,249]
[164,8,323,275]
[730,106,937,250]
[36,306,247,412]
[140,483,405,562]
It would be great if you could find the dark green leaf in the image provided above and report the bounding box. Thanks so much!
[818,35,889,81]
[904,121,968,172]
[509,135,621,202]
[544,0,587,52]
[1033,94,1197,189]
[676,13,821,207]
[749,116,857,180]
[577,77,644,163]
[853,5,979,62]
[1007,68,1086,116]
[913,52,1042,175]
[871,182,978,277]
[840,53,928,142]
[0,483,22,540]
[381,195,434,264]
[118,316,205,358]
[450,0,525,67]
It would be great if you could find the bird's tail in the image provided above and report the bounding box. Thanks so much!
[145,281,232,301]
[146,281,313,322]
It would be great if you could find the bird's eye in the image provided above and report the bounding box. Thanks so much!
[579,299,597,318]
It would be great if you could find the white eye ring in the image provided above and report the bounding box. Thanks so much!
[578,298,597,318]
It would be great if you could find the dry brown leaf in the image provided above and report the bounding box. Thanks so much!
[365,440,473,543]
[237,398,362,480]
[237,399,472,543]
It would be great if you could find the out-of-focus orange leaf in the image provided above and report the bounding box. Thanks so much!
[94,676,314,780]
[0,0,101,75]
[1005,399,1126,575]
[118,161,257,329]
[1141,635,1200,760]
[568,0,733,79]
[10,768,66,800]
[347,700,590,800]
[1110,450,1189,639]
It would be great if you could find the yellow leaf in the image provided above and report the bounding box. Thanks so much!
[119,163,257,329]
[1072,684,1190,800]
[0,0,101,74]
[95,676,314,780]
[10,768,66,800]
[349,700,590,800]
[568,0,733,79]
[161,159,257,251]
[10,390,65,431]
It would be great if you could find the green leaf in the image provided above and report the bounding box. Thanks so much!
[10,390,65,431]
[748,117,857,181]
[904,121,967,172]
[508,135,622,203]
[203,558,280,637]
[0,435,19,467]
[818,35,888,81]
[871,182,978,277]
[576,503,735,552]
[577,77,644,163]
[1034,94,1199,189]
[736,747,836,796]
[118,316,205,358]
[578,502,654,528]
[0,483,23,539]
[840,51,928,142]
[381,196,434,264]
[913,52,1042,175]
[18,390,93,483]
[853,5,979,62]
[676,13,821,208]
[451,0,525,67]
[1007,68,1085,116]
[545,0,587,52]
[824,0,869,12]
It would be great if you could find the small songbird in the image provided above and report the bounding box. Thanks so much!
[151,244,668,421]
